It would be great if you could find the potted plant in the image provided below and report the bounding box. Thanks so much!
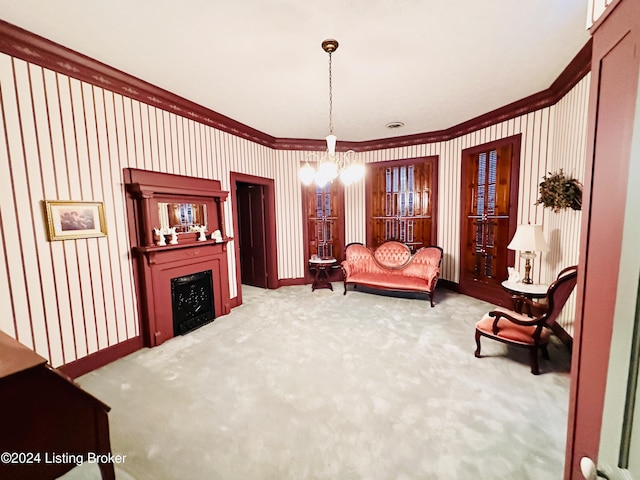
[536,169,583,212]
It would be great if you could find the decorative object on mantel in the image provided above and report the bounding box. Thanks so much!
[167,227,178,245]
[507,224,550,284]
[191,225,208,241]
[536,169,582,212]
[211,229,223,242]
[299,39,364,187]
[44,200,107,241]
[154,226,179,246]
[153,227,166,246]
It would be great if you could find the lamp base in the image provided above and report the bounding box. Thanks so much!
[520,251,537,284]
[522,259,533,284]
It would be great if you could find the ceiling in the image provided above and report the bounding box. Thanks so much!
[0,0,590,142]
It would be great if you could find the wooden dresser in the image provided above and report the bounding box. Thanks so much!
[0,331,115,479]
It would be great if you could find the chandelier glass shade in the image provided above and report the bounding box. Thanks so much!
[300,39,364,188]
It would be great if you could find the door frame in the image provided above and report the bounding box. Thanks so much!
[300,180,345,284]
[458,134,521,305]
[230,172,279,304]
[565,0,640,477]
[236,181,268,288]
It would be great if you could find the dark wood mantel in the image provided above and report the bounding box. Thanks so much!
[133,237,233,262]
[124,168,232,347]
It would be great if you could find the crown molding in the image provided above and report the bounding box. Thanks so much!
[342,38,593,152]
[0,20,276,148]
[0,20,591,153]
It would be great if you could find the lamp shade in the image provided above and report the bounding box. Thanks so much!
[507,224,550,252]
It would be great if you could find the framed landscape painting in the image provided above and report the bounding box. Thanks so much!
[44,200,107,241]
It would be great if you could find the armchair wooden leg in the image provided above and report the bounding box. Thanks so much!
[343,282,347,295]
[429,292,435,307]
[474,330,482,358]
[529,348,540,375]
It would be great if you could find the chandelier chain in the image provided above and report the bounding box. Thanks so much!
[328,51,333,135]
[298,39,364,187]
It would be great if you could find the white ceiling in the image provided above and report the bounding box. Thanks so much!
[0,0,590,142]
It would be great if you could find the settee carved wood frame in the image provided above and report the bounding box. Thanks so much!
[341,241,443,307]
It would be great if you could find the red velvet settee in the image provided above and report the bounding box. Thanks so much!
[341,241,443,307]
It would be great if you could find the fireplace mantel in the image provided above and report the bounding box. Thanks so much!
[124,168,232,347]
[133,238,232,264]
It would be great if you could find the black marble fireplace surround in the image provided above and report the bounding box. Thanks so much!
[171,270,215,335]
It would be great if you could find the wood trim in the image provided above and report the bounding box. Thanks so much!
[589,0,624,33]
[364,156,439,249]
[57,336,143,379]
[300,179,346,280]
[0,19,591,152]
[458,134,522,306]
[229,295,240,309]
[565,0,640,477]
[338,40,593,151]
[279,277,307,287]
[436,279,459,292]
[229,172,279,303]
[0,20,276,148]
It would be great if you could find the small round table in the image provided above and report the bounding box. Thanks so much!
[308,257,337,291]
[501,280,549,315]
[501,280,548,299]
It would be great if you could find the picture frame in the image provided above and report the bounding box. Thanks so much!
[44,200,107,241]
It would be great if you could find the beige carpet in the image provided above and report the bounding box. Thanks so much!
[62,284,571,480]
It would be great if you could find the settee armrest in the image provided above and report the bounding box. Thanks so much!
[402,246,443,290]
[342,243,380,277]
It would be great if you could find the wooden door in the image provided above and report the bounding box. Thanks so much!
[367,157,438,252]
[460,137,520,304]
[304,183,344,261]
[565,0,640,477]
[237,182,268,288]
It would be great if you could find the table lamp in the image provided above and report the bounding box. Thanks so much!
[507,224,549,284]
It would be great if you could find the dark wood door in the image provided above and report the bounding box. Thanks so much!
[237,182,267,288]
[303,183,345,261]
[367,157,438,252]
[566,1,640,477]
[460,137,520,304]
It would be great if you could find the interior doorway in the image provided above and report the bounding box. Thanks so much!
[236,182,268,288]
[230,173,278,304]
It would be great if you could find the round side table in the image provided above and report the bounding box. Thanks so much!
[501,280,548,299]
[308,257,337,291]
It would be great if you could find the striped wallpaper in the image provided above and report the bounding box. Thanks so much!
[0,51,589,368]
[347,75,590,333]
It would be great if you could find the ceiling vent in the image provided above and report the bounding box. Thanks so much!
[385,122,405,129]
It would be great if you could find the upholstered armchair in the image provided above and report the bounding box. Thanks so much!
[474,265,578,375]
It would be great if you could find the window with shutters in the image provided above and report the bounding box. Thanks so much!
[460,136,520,304]
[367,157,438,252]
[302,182,345,261]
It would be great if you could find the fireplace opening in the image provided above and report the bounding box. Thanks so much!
[171,270,215,335]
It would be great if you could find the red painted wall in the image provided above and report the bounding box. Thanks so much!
[565,0,640,477]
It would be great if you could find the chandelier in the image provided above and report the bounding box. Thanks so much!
[299,39,364,187]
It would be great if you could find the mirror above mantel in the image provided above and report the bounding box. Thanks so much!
[123,168,230,248]
[158,202,207,234]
